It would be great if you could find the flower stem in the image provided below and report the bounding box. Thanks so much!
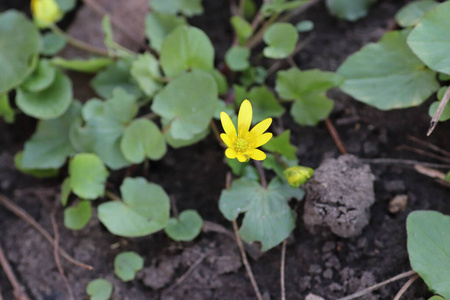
[50,24,111,57]
[254,160,267,188]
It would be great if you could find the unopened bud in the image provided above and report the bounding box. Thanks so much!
[283,166,314,188]
[31,0,63,28]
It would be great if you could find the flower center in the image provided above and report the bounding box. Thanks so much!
[234,138,249,153]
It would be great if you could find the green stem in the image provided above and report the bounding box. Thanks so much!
[254,160,267,189]
[105,190,122,201]
[50,25,111,57]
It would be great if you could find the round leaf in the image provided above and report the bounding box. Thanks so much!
[263,23,298,59]
[145,12,186,53]
[0,10,41,93]
[130,53,162,97]
[14,151,59,178]
[407,211,450,299]
[64,200,92,230]
[120,119,167,163]
[69,153,109,200]
[41,32,66,56]
[98,177,170,237]
[114,251,144,282]
[395,0,438,27]
[296,20,314,32]
[337,30,439,110]
[160,26,214,77]
[236,85,285,123]
[21,59,56,92]
[86,278,113,300]
[290,94,334,126]
[225,46,250,71]
[407,1,450,75]
[165,210,203,241]
[151,70,218,140]
[326,0,376,21]
[16,70,73,119]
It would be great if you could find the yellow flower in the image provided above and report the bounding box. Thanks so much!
[31,0,63,28]
[283,166,314,188]
[220,99,272,162]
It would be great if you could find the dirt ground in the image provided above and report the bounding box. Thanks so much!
[1,0,450,299]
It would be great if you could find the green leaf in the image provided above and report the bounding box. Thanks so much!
[337,30,439,110]
[61,178,71,206]
[395,0,438,27]
[130,53,163,97]
[276,68,342,125]
[51,57,114,73]
[145,12,186,53]
[296,20,314,32]
[219,178,303,251]
[0,10,41,94]
[240,66,267,87]
[227,158,248,176]
[152,70,218,140]
[150,0,203,17]
[225,46,250,71]
[428,296,445,300]
[236,85,285,124]
[69,153,109,200]
[164,126,210,148]
[262,130,296,159]
[407,1,450,75]
[86,278,113,300]
[165,210,203,241]
[70,88,138,169]
[231,16,253,44]
[14,151,59,178]
[101,16,133,59]
[209,69,228,95]
[16,70,73,119]
[120,119,167,163]
[41,32,66,56]
[22,101,81,169]
[64,200,92,230]
[98,177,170,237]
[243,0,257,20]
[56,0,76,12]
[21,59,56,92]
[261,0,310,17]
[326,0,376,21]
[407,210,450,299]
[91,60,143,99]
[263,23,298,59]
[0,93,15,123]
[160,26,214,77]
[114,251,144,282]
[262,153,298,179]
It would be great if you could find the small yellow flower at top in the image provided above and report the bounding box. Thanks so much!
[220,99,272,162]
[31,0,63,28]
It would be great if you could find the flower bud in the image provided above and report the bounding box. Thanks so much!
[283,166,314,188]
[31,0,63,28]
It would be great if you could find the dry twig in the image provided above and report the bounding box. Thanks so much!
[280,240,287,300]
[428,85,450,136]
[0,243,30,300]
[325,118,347,155]
[392,274,419,300]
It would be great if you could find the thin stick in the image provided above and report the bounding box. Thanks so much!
[104,190,122,202]
[407,135,450,158]
[210,120,223,146]
[50,210,74,300]
[392,274,419,300]
[233,220,263,300]
[337,270,416,300]
[428,85,450,136]
[280,240,287,300]
[0,243,30,300]
[325,118,347,154]
[254,161,267,189]
[170,195,179,219]
[360,158,450,169]
[0,194,93,270]
[50,25,110,57]
[398,145,450,164]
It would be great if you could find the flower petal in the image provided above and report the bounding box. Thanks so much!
[255,132,273,148]
[220,112,237,138]
[220,133,233,148]
[236,153,247,162]
[250,149,266,161]
[250,118,272,136]
[238,100,252,137]
[225,148,237,159]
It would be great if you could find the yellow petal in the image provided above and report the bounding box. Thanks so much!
[236,153,247,162]
[220,112,237,138]
[250,149,266,161]
[225,148,237,159]
[255,132,273,148]
[250,118,272,136]
[220,133,233,148]
[31,0,63,28]
[238,100,252,137]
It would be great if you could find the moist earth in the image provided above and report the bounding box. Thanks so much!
[2,0,450,299]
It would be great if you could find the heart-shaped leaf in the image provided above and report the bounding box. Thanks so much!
[69,153,109,200]
[41,32,66,56]
[130,53,163,97]
[165,210,203,241]
[64,200,92,230]
[326,0,376,21]
[152,70,218,140]
[114,251,144,282]
[395,0,438,27]
[86,278,113,300]
[145,12,186,53]
[263,23,298,59]
[225,46,250,71]
[98,177,170,237]
[21,59,56,92]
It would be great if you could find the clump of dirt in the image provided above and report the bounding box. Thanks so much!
[303,155,375,238]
